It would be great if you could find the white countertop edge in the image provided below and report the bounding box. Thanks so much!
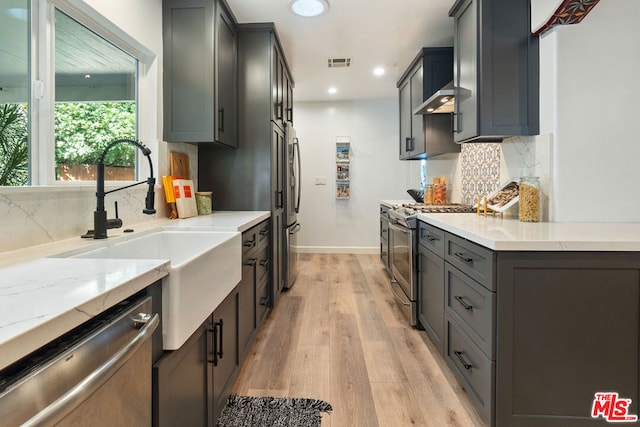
[417,213,640,252]
[0,260,169,371]
[0,211,271,268]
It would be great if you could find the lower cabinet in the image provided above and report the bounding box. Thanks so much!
[154,290,238,427]
[154,218,271,427]
[417,219,640,426]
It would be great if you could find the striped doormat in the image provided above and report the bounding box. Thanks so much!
[216,395,332,427]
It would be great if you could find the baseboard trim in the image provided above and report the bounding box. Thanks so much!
[295,246,379,254]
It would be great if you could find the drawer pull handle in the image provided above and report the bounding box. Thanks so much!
[454,252,473,263]
[244,238,256,248]
[259,296,268,306]
[259,228,269,237]
[423,233,438,242]
[244,258,257,267]
[454,295,473,311]
[454,350,472,370]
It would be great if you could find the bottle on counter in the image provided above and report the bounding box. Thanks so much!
[423,184,433,204]
[518,176,541,222]
[433,176,447,205]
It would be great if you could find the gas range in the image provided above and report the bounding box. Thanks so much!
[389,203,475,228]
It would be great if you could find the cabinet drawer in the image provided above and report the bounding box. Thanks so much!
[445,233,495,290]
[256,221,269,248]
[256,275,270,324]
[445,263,495,358]
[418,222,445,256]
[445,317,494,424]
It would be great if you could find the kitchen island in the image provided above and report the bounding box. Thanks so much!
[411,212,640,426]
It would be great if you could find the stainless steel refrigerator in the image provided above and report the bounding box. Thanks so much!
[283,123,301,289]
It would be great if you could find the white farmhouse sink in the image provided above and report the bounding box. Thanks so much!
[72,230,241,349]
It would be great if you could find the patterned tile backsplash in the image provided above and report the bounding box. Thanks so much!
[460,143,501,205]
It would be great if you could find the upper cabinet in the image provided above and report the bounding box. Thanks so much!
[163,0,238,147]
[449,0,539,143]
[271,41,294,129]
[397,48,459,160]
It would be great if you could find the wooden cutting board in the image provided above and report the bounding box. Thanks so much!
[169,151,190,180]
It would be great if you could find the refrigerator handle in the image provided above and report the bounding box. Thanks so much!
[294,138,301,213]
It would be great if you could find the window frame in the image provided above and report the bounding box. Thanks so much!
[26,0,156,186]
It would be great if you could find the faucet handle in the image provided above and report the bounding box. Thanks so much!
[106,201,123,230]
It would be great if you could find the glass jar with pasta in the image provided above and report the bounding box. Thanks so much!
[518,176,541,222]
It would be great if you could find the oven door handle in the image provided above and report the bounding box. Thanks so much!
[388,221,411,234]
[22,313,159,427]
[389,278,411,307]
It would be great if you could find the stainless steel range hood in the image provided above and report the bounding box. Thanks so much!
[413,81,454,115]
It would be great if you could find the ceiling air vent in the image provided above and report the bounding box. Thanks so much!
[327,58,351,68]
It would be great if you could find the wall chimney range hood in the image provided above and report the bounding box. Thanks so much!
[413,81,454,115]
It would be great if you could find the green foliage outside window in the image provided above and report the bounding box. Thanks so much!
[55,101,136,169]
[0,104,29,186]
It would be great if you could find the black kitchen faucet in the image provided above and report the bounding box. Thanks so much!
[83,138,156,239]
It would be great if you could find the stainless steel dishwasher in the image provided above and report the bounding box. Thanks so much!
[0,294,159,426]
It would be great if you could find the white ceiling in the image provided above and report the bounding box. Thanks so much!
[226,0,456,102]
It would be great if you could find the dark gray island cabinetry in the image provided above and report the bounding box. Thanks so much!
[154,219,270,427]
[417,219,640,426]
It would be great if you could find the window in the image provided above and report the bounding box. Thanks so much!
[0,0,152,186]
[54,9,138,181]
[0,1,30,186]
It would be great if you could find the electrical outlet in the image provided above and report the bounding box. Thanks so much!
[314,176,327,185]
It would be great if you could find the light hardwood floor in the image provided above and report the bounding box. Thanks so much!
[232,253,486,427]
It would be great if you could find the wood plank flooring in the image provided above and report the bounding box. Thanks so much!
[232,253,486,427]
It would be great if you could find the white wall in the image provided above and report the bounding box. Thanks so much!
[546,0,640,222]
[294,99,412,252]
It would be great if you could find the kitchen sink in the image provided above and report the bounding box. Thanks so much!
[62,230,241,350]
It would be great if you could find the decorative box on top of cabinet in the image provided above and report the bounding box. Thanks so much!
[163,0,237,147]
[397,47,459,160]
[449,0,539,142]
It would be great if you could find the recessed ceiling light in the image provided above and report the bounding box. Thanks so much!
[328,87,337,94]
[289,0,329,17]
[373,67,385,77]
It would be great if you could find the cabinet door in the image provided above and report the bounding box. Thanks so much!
[398,79,411,159]
[212,291,238,422]
[496,252,640,427]
[163,0,214,142]
[238,259,256,365]
[285,75,294,125]
[215,1,237,148]
[418,247,445,354]
[272,46,285,126]
[154,321,210,427]
[453,0,478,143]
[409,64,425,156]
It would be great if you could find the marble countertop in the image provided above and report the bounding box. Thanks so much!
[0,258,170,370]
[0,210,270,371]
[417,213,640,251]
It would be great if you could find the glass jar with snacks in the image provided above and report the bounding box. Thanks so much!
[423,184,433,204]
[518,176,541,222]
[433,176,447,204]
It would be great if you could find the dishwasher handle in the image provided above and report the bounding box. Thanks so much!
[22,313,159,427]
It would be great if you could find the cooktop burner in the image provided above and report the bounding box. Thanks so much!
[396,203,476,215]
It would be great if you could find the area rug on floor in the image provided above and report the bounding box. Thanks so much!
[216,395,332,427]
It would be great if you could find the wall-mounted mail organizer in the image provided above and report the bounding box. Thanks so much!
[336,137,351,199]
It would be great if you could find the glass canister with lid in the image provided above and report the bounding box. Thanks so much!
[518,176,541,222]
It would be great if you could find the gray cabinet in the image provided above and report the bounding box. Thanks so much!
[417,222,445,353]
[416,218,640,426]
[199,23,291,308]
[495,252,640,427]
[397,48,458,160]
[154,288,240,427]
[449,0,539,143]
[163,0,237,147]
[238,219,270,364]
